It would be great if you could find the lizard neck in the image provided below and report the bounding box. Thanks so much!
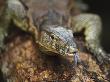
[34,9,70,30]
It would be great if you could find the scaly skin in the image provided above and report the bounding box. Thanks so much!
[0,0,109,65]
[0,0,28,51]
[0,0,79,65]
[72,14,110,64]
[0,0,38,51]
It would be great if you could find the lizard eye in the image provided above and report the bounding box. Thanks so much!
[51,35,54,39]
[50,34,55,39]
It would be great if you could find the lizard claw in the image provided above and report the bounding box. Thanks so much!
[103,54,110,64]
[96,52,110,65]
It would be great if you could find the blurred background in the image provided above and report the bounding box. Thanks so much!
[84,0,110,53]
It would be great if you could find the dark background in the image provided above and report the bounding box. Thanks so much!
[84,0,110,53]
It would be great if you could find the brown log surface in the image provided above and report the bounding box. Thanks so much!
[0,29,109,82]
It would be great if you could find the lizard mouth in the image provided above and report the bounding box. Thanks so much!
[66,47,78,56]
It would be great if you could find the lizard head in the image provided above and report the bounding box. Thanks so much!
[20,0,79,60]
[38,25,78,57]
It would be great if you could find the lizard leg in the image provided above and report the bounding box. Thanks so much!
[0,0,29,52]
[0,27,7,52]
[0,2,12,52]
[7,0,38,39]
[72,13,110,64]
[0,0,38,52]
[7,0,29,31]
